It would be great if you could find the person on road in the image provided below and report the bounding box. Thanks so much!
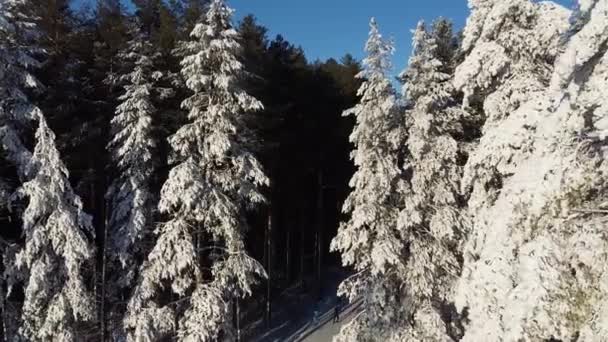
[333,297,341,323]
[313,307,320,325]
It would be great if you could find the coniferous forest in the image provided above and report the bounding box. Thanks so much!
[1,0,608,341]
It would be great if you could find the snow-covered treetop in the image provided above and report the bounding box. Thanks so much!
[1,2,97,340]
[454,1,608,341]
[390,19,466,341]
[15,112,95,341]
[166,0,268,244]
[360,18,394,81]
[0,0,43,178]
[126,1,268,340]
[400,17,465,269]
[455,0,571,212]
[403,21,453,109]
[331,18,409,342]
[332,17,404,276]
[106,28,160,275]
[456,0,570,117]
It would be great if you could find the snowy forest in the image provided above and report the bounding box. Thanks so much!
[0,0,607,341]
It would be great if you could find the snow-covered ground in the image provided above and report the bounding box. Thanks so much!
[298,300,361,342]
[252,296,361,342]
[243,268,362,342]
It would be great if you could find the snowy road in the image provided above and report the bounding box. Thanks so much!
[296,300,362,342]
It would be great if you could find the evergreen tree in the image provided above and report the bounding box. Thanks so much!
[0,0,35,178]
[16,114,96,341]
[132,0,161,36]
[104,24,167,339]
[331,18,408,342]
[0,1,96,340]
[125,1,268,340]
[97,0,127,58]
[158,2,179,54]
[0,0,40,336]
[453,0,608,340]
[395,20,466,341]
[182,0,209,37]
[452,3,571,338]
[455,0,571,212]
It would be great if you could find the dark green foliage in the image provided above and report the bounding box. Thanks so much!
[1,3,362,339]
[237,16,361,293]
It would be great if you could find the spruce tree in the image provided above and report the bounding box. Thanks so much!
[453,3,571,338]
[331,18,409,342]
[125,1,268,340]
[0,1,96,340]
[0,0,38,336]
[455,0,571,212]
[454,0,608,340]
[104,24,166,339]
[0,0,38,177]
[16,114,96,341]
[396,20,466,341]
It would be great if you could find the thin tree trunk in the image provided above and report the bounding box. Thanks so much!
[265,205,272,328]
[235,298,241,342]
[299,208,305,287]
[99,58,114,342]
[100,191,108,341]
[285,223,290,285]
[0,280,4,342]
[316,170,324,300]
[99,235,107,341]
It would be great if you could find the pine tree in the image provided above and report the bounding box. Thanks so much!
[0,1,96,340]
[455,0,571,212]
[454,0,608,340]
[182,0,209,38]
[16,113,96,341]
[452,3,571,338]
[104,24,166,339]
[0,0,38,177]
[125,1,268,340]
[0,0,39,337]
[158,2,179,54]
[331,18,409,342]
[395,20,466,341]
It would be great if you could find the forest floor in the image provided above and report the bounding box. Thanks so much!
[243,267,362,342]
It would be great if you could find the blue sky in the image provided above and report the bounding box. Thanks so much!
[74,0,575,76]
[230,0,469,75]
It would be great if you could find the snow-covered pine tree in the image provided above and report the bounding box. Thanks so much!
[16,113,96,341]
[104,23,168,339]
[0,0,38,337]
[453,1,570,336]
[330,18,409,342]
[125,0,268,340]
[0,1,96,340]
[395,19,466,341]
[0,0,37,176]
[455,0,571,212]
[454,0,608,340]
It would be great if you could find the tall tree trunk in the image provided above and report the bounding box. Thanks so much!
[0,270,4,342]
[99,185,109,342]
[234,298,241,342]
[264,202,272,328]
[315,170,324,300]
[285,221,290,285]
[299,205,305,288]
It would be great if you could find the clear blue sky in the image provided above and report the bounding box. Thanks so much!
[230,0,469,75]
[74,0,575,76]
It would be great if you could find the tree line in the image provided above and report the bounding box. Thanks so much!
[3,0,608,341]
[0,0,360,340]
[333,0,608,341]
